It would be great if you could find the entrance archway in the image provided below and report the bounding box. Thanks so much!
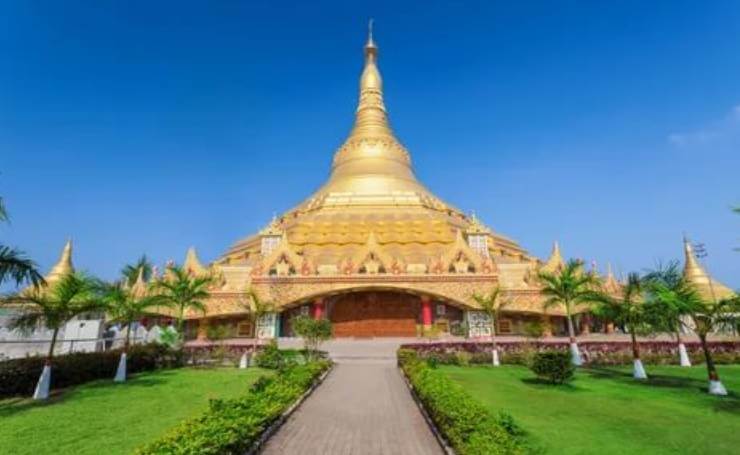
[330,291,418,337]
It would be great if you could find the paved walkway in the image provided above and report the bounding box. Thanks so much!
[262,340,443,455]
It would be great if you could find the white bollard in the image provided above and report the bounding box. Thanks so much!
[114,353,127,382]
[678,343,692,367]
[239,352,248,369]
[492,349,500,366]
[570,342,583,366]
[33,365,51,400]
[709,380,728,396]
[633,359,648,379]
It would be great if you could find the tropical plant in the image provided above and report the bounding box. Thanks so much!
[292,315,331,360]
[239,288,276,366]
[650,280,739,395]
[0,199,44,288]
[472,286,510,366]
[592,273,651,379]
[121,255,153,287]
[643,261,692,366]
[150,265,212,342]
[100,271,161,382]
[5,272,105,399]
[538,259,601,365]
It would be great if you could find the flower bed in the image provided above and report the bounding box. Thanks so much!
[400,341,740,366]
[0,343,184,398]
[398,349,529,455]
[136,360,331,455]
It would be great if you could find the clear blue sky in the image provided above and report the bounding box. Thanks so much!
[1,1,738,288]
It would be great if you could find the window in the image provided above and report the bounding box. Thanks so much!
[436,304,446,316]
[467,234,489,257]
[237,321,252,337]
[261,235,281,255]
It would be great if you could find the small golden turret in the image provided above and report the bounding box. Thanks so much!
[183,247,208,277]
[682,237,734,301]
[540,241,565,273]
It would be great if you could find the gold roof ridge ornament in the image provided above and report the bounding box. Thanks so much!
[682,236,734,301]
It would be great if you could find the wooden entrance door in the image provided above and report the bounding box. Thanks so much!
[330,292,418,337]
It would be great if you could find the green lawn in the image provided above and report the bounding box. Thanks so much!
[0,367,267,455]
[441,364,740,455]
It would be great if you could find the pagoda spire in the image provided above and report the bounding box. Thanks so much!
[351,19,392,140]
[540,241,564,273]
[46,239,74,285]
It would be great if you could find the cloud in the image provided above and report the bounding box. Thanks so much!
[668,104,740,147]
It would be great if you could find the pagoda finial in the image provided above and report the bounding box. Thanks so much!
[367,18,375,47]
[183,247,207,276]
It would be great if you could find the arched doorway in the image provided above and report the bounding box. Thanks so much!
[330,291,419,337]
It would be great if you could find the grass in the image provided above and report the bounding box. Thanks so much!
[0,367,267,455]
[440,364,740,455]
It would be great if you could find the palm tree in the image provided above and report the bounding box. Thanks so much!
[0,198,44,288]
[643,261,692,366]
[538,259,600,366]
[472,286,509,366]
[240,288,275,367]
[592,273,650,379]
[101,272,160,382]
[651,280,739,395]
[121,255,153,287]
[6,272,104,399]
[150,265,212,342]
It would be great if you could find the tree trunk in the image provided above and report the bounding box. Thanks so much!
[631,328,647,379]
[47,327,59,363]
[34,327,58,400]
[124,323,132,351]
[566,305,582,366]
[676,330,691,367]
[490,316,500,366]
[699,332,726,395]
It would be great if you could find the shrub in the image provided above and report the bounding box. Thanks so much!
[530,351,574,385]
[292,316,332,359]
[0,343,183,398]
[254,340,301,370]
[136,360,331,455]
[398,350,528,454]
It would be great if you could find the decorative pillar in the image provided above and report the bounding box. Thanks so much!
[197,319,209,340]
[421,296,433,331]
[312,298,325,320]
[541,314,553,337]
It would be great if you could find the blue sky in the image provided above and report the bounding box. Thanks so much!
[1,1,738,288]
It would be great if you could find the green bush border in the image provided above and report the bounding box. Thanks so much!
[0,343,183,398]
[398,349,530,455]
[136,360,331,455]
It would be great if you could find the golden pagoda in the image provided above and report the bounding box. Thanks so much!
[682,238,735,301]
[172,29,734,339]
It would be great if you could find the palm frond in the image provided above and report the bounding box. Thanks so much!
[0,245,44,288]
[0,196,7,223]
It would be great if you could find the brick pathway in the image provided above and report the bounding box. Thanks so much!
[261,340,443,455]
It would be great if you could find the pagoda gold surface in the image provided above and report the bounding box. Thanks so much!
[165,32,734,324]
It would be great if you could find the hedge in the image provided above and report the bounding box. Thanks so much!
[136,360,331,455]
[0,343,184,398]
[398,349,529,455]
[400,341,740,366]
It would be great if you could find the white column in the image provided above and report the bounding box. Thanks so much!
[33,365,51,400]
